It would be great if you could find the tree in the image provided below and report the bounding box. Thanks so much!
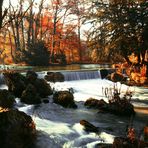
[0,0,7,29]
[23,40,50,66]
[0,0,4,29]
[85,0,148,64]
[68,0,87,62]
[0,0,88,65]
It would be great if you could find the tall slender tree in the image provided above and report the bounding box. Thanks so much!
[85,0,148,64]
[0,0,7,29]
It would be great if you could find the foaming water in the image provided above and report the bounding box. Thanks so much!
[0,78,148,147]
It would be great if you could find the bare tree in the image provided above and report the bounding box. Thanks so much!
[0,0,7,29]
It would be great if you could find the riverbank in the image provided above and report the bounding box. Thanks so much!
[0,71,147,147]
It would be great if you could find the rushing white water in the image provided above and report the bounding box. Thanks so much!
[0,77,148,148]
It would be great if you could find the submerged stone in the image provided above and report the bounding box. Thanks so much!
[80,120,99,133]
[44,72,64,82]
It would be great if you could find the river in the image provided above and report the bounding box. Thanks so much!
[0,65,147,148]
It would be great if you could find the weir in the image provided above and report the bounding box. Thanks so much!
[0,73,5,84]
[0,69,112,84]
[62,70,101,81]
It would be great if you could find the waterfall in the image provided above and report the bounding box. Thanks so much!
[0,73,5,85]
[62,70,101,81]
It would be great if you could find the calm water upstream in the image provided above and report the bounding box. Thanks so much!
[0,64,111,72]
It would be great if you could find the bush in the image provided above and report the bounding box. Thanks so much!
[23,40,50,66]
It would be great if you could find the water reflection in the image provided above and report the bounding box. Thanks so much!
[0,64,112,72]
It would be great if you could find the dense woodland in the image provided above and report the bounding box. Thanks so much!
[0,0,148,67]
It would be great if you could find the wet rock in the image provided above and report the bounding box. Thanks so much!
[84,97,135,116]
[0,109,36,148]
[44,72,64,82]
[0,89,15,108]
[26,70,38,83]
[32,78,53,97]
[95,143,112,148]
[43,99,49,104]
[53,91,77,108]
[84,98,107,109]
[21,84,41,104]
[96,100,135,116]
[54,72,64,82]
[105,100,135,116]
[3,71,53,104]
[80,120,99,133]
[110,72,127,82]
[3,71,27,97]
[100,69,109,79]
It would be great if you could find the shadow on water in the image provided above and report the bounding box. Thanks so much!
[132,99,148,106]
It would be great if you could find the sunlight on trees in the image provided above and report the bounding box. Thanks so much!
[0,0,89,65]
[85,0,148,64]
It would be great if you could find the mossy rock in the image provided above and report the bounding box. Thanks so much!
[53,91,77,108]
[21,84,41,104]
[0,89,15,108]
[84,98,107,109]
[32,78,53,97]
[3,71,27,97]
[0,109,36,148]
[26,71,38,83]
[44,72,64,82]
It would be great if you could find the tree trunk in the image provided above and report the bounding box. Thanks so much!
[15,19,21,50]
[78,16,82,62]
[51,3,58,63]
[21,19,25,50]
[8,29,15,61]
[0,0,4,29]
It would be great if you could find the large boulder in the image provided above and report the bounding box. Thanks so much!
[32,78,53,97]
[96,99,135,116]
[26,70,38,83]
[3,71,53,103]
[0,109,36,148]
[44,72,54,82]
[21,84,41,104]
[105,100,135,116]
[100,69,109,79]
[84,97,135,116]
[84,98,107,109]
[107,72,127,82]
[0,89,15,108]
[53,91,77,108]
[44,72,64,82]
[3,71,27,97]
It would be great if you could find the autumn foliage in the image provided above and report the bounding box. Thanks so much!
[0,1,87,65]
